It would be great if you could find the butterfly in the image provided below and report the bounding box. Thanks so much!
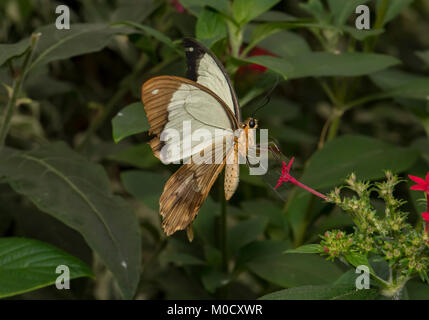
[141,38,260,241]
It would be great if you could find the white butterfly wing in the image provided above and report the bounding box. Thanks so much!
[142,76,237,164]
[183,38,241,122]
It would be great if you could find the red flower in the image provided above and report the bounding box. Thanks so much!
[408,173,429,233]
[238,46,276,73]
[409,173,429,192]
[274,157,295,189]
[275,157,327,201]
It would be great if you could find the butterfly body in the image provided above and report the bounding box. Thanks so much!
[142,38,258,239]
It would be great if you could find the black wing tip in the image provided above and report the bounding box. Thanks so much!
[182,38,206,50]
[182,38,207,81]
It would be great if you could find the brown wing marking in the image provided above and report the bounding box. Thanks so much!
[159,137,234,237]
[159,161,225,237]
[141,76,239,159]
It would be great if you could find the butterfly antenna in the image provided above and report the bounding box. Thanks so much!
[251,75,280,118]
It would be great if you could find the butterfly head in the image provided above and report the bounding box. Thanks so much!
[243,117,258,129]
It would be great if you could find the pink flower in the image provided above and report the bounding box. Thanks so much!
[422,212,429,222]
[409,173,429,192]
[275,158,327,201]
[171,0,185,13]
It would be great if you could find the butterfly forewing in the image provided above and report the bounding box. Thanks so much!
[183,38,241,121]
[142,76,238,163]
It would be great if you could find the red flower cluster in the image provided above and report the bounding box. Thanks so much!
[409,173,429,231]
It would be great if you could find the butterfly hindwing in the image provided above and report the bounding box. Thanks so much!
[159,140,233,236]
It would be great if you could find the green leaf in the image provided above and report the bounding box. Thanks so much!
[196,8,227,48]
[250,30,311,58]
[285,244,322,254]
[248,253,343,287]
[236,240,292,268]
[342,26,384,41]
[406,279,429,300]
[243,21,332,56]
[370,68,423,90]
[378,0,414,24]
[159,251,205,266]
[299,0,326,22]
[327,0,371,26]
[254,11,297,22]
[0,237,93,298]
[0,38,30,67]
[0,143,141,299]
[345,253,380,278]
[246,22,289,49]
[371,69,429,100]
[387,78,429,100]
[259,284,379,300]
[233,0,281,26]
[241,199,284,227]
[233,55,292,80]
[29,24,127,72]
[112,102,149,143]
[192,197,219,246]
[115,21,180,53]
[416,50,429,67]
[227,216,268,256]
[234,52,399,79]
[111,0,160,23]
[107,144,158,169]
[201,268,230,293]
[300,135,419,190]
[179,0,231,17]
[239,165,266,187]
[121,170,167,211]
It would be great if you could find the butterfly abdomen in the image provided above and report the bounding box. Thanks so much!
[225,162,239,200]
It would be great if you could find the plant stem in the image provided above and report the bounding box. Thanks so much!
[326,113,341,141]
[0,33,40,148]
[380,276,410,300]
[227,21,242,58]
[364,0,389,52]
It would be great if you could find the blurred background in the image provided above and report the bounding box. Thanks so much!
[0,0,428,299]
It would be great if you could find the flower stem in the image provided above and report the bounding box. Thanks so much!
[0,33,40,148]
[380,276,410,300]
[289,177,328,201]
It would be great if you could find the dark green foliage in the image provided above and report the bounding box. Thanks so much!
[0,0,428,300]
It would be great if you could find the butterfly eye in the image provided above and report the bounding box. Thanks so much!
[249,118,256,128]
